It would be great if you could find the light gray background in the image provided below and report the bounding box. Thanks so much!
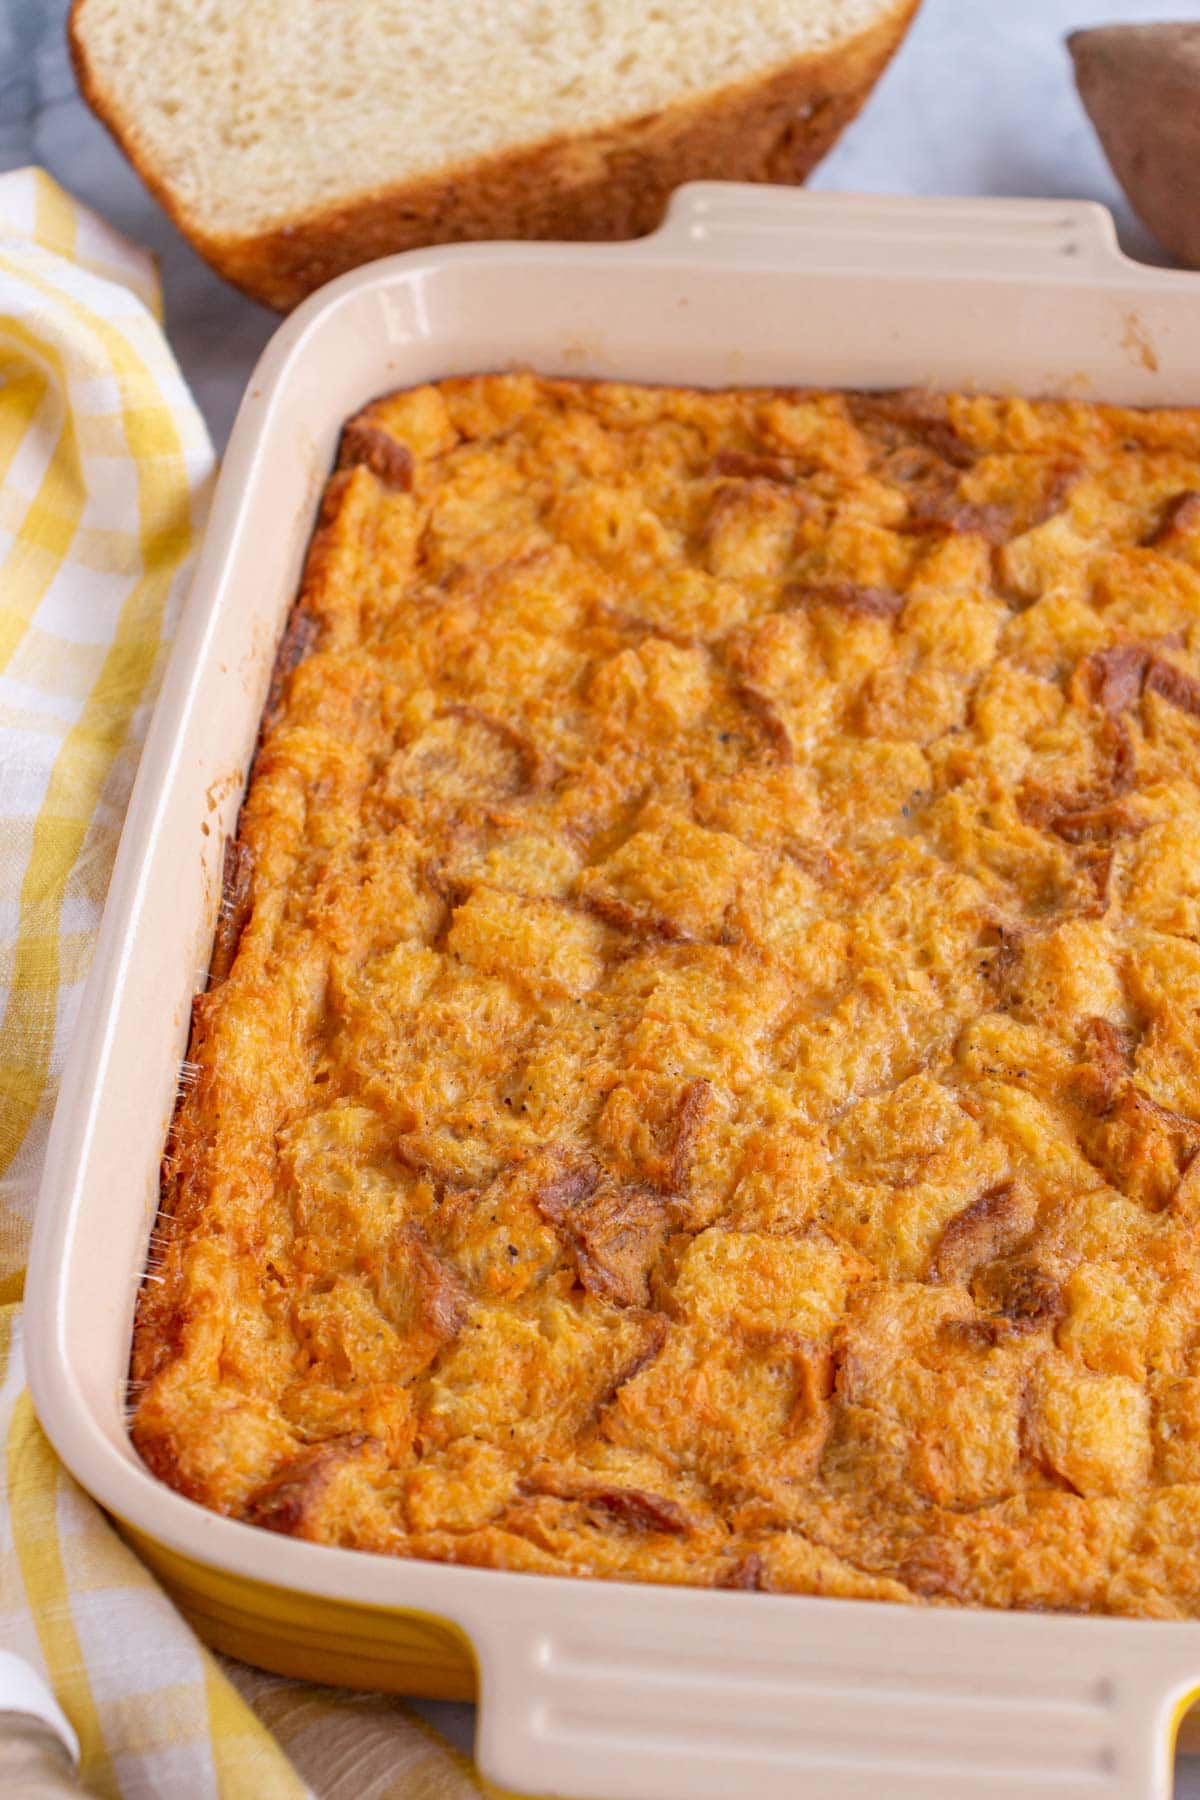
[5,0,1200,1789]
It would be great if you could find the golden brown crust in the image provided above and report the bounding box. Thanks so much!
[68,1,918,309]
[133,372,1200,1615]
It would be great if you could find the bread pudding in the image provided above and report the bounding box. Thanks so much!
[131,374,1200,1614]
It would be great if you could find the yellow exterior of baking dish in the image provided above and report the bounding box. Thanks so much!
[27,187,1200,1800]
[121,1530,562,1800]
[123,1527,478,1700]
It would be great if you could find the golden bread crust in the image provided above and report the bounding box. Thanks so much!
[68,1,918,309]
[134,374,1200,1613]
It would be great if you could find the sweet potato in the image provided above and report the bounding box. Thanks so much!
[1069,23,1200,269]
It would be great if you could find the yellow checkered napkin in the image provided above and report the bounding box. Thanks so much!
[0,170,494,1800]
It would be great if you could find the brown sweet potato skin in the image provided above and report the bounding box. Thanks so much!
[1070,23,1200,269]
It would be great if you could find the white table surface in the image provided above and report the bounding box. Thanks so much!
[6,0,1200,1791]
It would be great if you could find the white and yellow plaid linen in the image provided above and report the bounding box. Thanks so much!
[0,169,496,1800]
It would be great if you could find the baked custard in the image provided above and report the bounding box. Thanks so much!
[133,375,1200,1613]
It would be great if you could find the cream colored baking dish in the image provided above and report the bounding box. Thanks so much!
[26,185,1200,1800]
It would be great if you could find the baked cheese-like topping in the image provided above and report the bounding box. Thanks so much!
[133,376,1200,1611]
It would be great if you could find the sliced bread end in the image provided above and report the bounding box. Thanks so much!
[70,0,919,310]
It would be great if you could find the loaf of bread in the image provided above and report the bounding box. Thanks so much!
[69,0,919,310]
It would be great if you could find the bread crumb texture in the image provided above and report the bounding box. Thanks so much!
[134,375,1200,1614]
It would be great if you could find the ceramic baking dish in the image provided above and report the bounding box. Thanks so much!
[25,184,1200,1800]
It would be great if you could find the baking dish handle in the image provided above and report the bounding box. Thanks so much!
[467,1584,1199,1800]
[651,182,1134,280]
